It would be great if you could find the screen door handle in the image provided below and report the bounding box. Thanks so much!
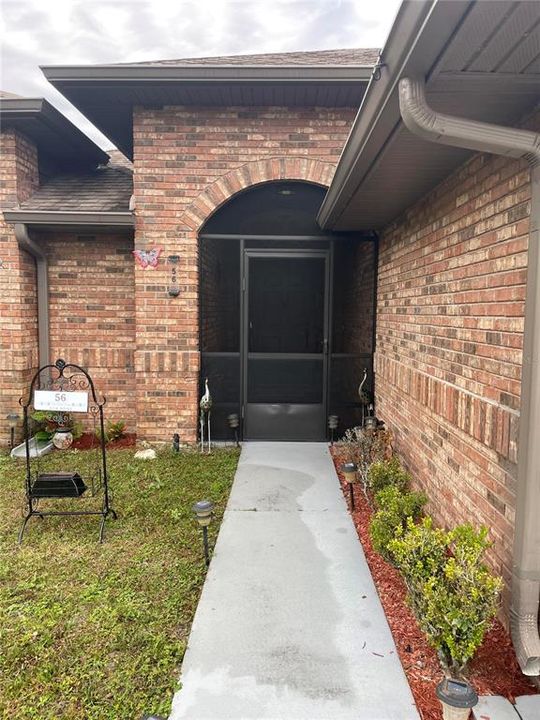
[323,338,329,355]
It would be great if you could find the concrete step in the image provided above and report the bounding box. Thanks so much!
[515,694,540,720]
[472,694,540,720]
[473,696,519,720]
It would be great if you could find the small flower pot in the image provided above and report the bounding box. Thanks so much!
[436,678,478,720]
[52,428,74,450]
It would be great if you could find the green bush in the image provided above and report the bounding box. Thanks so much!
[369,485,427,558]
[388,516,447,589]
[95,419,126,444]
[389,520,502,672]
[368,456,411,494]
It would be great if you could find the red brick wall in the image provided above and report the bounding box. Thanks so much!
[376,141,534,617]
[44,233,136,430]
[133,105,356,442]
[0,130,39,445]
[333,240,376,355]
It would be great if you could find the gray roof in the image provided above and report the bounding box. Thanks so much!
[18,163,132,212]
[131,48,380,67]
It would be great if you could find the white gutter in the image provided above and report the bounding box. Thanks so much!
[14,223,50,370]
[399,77,540,676]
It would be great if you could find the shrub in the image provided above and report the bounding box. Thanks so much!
[368,456,411,494]
[388,516,447,592]
[95,419,126,444]
[369,485,427,558]
[341,425,392,467]
[107,420,126,442]
[389,520,503,672]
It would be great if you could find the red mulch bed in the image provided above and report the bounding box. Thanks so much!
[72,432,136,451]
[330,446,537,720]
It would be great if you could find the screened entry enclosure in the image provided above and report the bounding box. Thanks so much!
[200,182,377,441]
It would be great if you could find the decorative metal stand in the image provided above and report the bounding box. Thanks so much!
[18,358,117,544]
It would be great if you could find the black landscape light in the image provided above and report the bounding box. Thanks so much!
[364,415,377,430]
[227,413,240,447]
[192,499,214,566]
[328,415,338,445]
[173,433,180,453]
[341,462,358,511]
[7,411,19,448]
[436,678,478,720]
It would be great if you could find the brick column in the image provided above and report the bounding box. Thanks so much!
[0,130,39,446]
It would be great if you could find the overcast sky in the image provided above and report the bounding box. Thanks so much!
[0,0,401,150]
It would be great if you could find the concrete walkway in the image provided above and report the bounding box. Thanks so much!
[170,442,419,719]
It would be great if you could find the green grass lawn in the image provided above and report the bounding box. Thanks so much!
[0,446,239,720]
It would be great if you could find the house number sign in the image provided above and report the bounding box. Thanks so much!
[34,390,89,413]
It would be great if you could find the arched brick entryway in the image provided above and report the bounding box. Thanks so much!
[178,156,336,232]
[133,158,337,443]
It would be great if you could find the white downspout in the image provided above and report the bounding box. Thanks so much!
[398,77,540,676]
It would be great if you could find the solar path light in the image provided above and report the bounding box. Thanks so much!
[436,678,478,720]
[364,415,377,430]
[227,413,240,447]
[6,411,19,449]
[341,462,358,511]
[328,415,338,445]
[192,499,214,566]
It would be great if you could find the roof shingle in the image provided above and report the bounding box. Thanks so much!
[18,163,132,213]
[128,48,379,67]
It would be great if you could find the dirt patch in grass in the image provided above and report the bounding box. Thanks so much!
[330,446,537,720]
[0,446,239,720]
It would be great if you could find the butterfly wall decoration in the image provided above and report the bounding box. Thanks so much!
[132,247,162,269]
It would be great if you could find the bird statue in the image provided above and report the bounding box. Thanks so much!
[358,368,371,427]
[199,377,212,454]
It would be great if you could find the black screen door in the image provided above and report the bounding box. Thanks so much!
[243,250,329,440]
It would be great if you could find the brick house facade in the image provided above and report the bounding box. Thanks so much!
[1,1,540,668]
[132,106,355,440]
[0,129,39,432]
[376,145,534,615]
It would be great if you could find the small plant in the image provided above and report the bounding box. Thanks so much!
[31,410,82,441]
[107,420,126,442]
[368,456,411,494]
[389,519,503,672]
[369,485,427,558]
[96,419,126,444]
[340,425,393,497]
[341,425,392,466]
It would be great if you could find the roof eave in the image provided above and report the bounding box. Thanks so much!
[0,97,109,167]
[317,0,474,230]
[3,210,135,227]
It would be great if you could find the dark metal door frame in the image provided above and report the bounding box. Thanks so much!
[241,247,331,440]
